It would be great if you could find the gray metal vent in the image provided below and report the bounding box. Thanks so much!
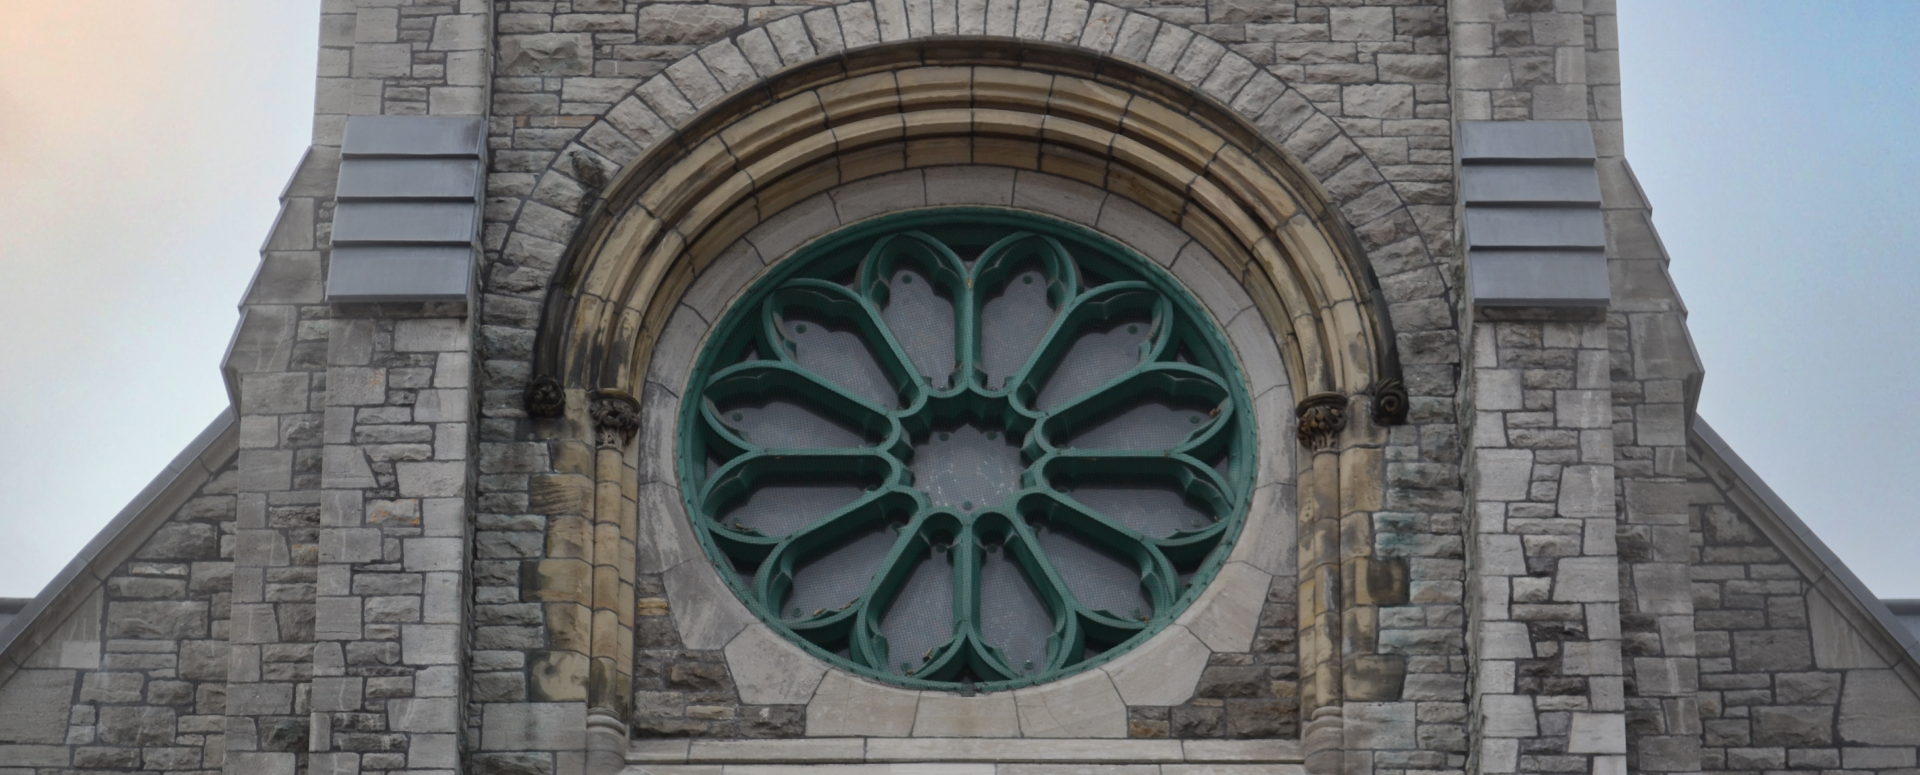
[1458,121,1609,312]
[326,116,485,307]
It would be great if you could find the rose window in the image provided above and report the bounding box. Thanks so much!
[678,209,1254,690]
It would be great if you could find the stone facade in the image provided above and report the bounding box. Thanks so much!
[2,2,1918,775]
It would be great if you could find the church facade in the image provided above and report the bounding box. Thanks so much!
[3,1,1919,774]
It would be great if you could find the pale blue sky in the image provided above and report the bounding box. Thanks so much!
[0,2,1914,599]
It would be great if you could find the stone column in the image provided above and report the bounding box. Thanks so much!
[1298,393,1348,775]
[585,390,640,774]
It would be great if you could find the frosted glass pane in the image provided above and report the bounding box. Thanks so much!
[978,546,1052,675]
[1064,399,1212,451]
[881,547,956,675]
[1037,315,1152,409]
[1071,484,1215,537]
[1035,525,1151,620]
[785,315,896,407]
[910,425,1023,512]
[979,266,1054,389]
[717,399,868,449]
[783,523,900,619]
[882,268,957,390]
[720,484,866,537]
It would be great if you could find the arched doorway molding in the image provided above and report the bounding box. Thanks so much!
[519,40,1413,774]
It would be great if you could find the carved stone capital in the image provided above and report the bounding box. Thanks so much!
[525,375,566,419]
[589,389,641,448]
[1369,378,1409,426]
[1296,392,1348,452]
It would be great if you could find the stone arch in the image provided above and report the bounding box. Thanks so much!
[531,40,1403,404]
[509,38,1427,771]
[489,3,1454,364]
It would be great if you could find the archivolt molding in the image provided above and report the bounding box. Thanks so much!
[532,41,1400,408]
[517,40,1415,767]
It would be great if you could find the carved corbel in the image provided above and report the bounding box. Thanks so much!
[1369,378,1409,426]
[589,388,641,448]
[1296,392,1348,452]
[524,375,566,418]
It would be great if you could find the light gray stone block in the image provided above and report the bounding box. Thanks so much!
[662,559,756,650]
[1011,668,1128,738]
[1474,449,1532,502]
[724,624,828,706]
[1479,622,1532,659]
[1809,592,1890,669]
[389,697,459,732]
[806,670,919,737]
[482,702,586,750]
[1553,557,1620,602]
[1839,669,1920,744]
[913,692,1020,737]
[1101,624,1210,707]
[1172,562,1267,653]
[1345,702,1415,749]
[1480,694,1538,738]
[0,670,74,743]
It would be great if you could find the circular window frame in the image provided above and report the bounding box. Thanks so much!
[675,205,1259,692]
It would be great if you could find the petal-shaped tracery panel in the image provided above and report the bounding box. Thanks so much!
[679,209,1254,691]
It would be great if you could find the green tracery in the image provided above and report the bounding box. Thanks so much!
[678,208,1255,692]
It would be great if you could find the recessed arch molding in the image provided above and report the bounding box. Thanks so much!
[520,39,1412,771]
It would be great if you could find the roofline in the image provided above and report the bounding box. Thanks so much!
[0,409,238,678]
[1690,417,1920,677]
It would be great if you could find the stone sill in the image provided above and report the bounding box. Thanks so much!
[628,737,1302,766]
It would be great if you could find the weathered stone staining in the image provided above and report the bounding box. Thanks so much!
[2,2,1918,775]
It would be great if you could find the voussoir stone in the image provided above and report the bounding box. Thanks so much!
[636,4,744,45]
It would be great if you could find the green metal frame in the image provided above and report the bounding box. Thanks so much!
[677,208,1257,692]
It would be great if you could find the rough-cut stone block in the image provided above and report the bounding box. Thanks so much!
[725,624,828,706]
[499,34,594,76]
[1809,592,1890,669]
[1751,705,1832,746]
[914,692,1020,737]
[1480,694,1537,738]
[1345,702,1415,749]
[807,670,919,737]
[0,670,74,743]
[1732,630,1813,673]
[1553,557,1620,602]
[663,559,756,650]
[1475,449,1532,501]
[1174,562,1268,653]
[1567,712,1627,753]
[1100,624,1210,707]
[482,702,587,751]
[106,601,208,639]
[1012,668,1128,738]
[1839,669,1920,744]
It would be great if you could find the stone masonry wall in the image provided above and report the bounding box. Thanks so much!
[472,1,1466,769]
[1454,1,1657,774]
[1688,463,1920,771]
[0,461,238,774]
[1467,320,1626,775]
